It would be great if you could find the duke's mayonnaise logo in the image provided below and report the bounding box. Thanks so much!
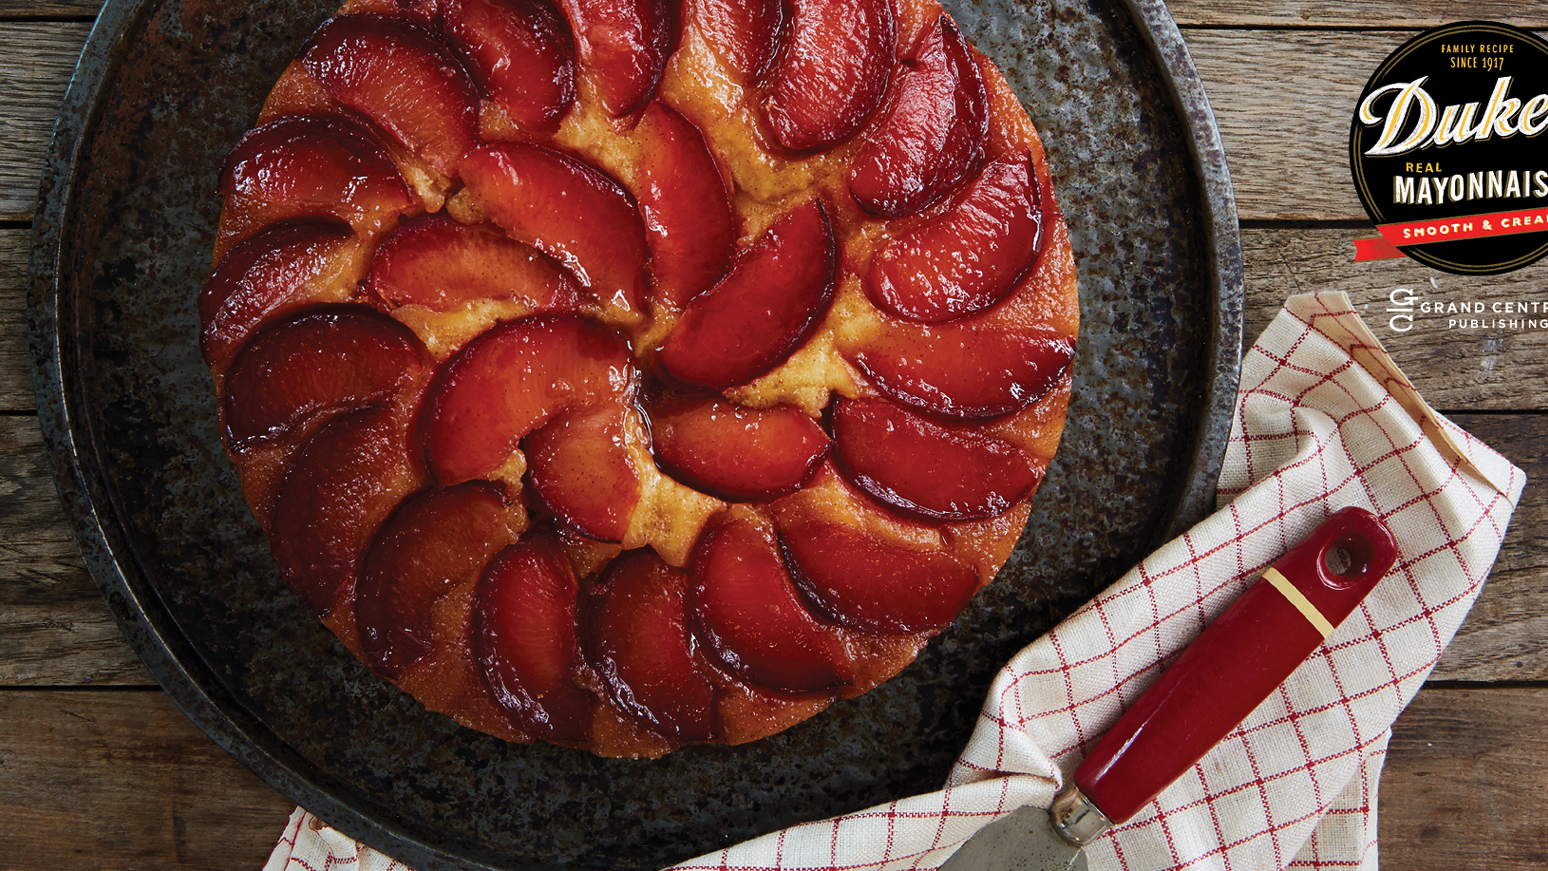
[1349,22,1548,274]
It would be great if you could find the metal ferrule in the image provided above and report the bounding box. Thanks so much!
[1049,783,1114,847]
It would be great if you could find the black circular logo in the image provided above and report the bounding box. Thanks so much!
[1349,21,1548,274]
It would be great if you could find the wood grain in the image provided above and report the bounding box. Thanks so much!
[0,0,100,17]
[1187,30,1406,221]
[1243,228,1548,412]
[1170,1,1548,28]
[0,229,35,412]
[1431,416,1548,682]
[1382,687,1548,869]
[0,416,151,686]
[0,23,91,223]
[0,689,293,870]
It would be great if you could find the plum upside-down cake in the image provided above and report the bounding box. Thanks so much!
[199,0,1078,757]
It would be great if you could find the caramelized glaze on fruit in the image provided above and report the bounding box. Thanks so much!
[204,0,1077,758]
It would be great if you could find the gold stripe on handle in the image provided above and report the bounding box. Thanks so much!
[1263,567,1335,638]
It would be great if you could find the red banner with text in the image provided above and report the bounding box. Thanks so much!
[1355,205,1548,261]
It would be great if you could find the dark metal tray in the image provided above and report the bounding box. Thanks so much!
[28,0,1242,868]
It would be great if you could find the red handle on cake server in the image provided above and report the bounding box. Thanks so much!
[1049,506,1399,845]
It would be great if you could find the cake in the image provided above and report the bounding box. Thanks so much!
[200,0,1079,757]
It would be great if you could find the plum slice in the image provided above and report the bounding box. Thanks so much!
[655,200,836,388]
[419,314,634,485]
[764,0,894,152]
[690,515,853,693]
[393,0,444,24]
[222,307,426,445]
[301,13,479,176]
[559,0,676,117]
[199,217,360,371]
[526,403,641,542]
[829,396,1038,521]
[444,0,577,134]
[845,313,1074,421]
[631,102,736,309]
[472,534,594,743]
[357,481,516,678]
[363,214,583,313]
[269,406,420,616]
[866,151,1044,323]
[648,395,828,501]
[460,143,649,316]
[584,548,718,741]
[219,113,417,233]
[779,518,978,633]
[690,0,783,84]
[846,15,988,219]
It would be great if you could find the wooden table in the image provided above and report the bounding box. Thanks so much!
[3,1,1545,868]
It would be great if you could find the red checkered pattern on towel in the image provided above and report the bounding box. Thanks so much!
[265,807,410,871]
[265,292,1524,871]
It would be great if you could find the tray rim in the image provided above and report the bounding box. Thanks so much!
[26,1,1244,867]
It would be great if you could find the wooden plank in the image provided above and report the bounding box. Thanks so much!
[0,685,1541,870]
[1431,415,1548,682]
[1170,1,1548,28]
[1187,30,1408,222]
[0,416,151,686]
[0,1,100,17]
[0,23,91,222]
[0,229,36,412]
[1243,228,1548,412]
[0,689,294,871]
[1382,686,1548,870]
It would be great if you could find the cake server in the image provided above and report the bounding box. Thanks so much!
[939,506,1398,871]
